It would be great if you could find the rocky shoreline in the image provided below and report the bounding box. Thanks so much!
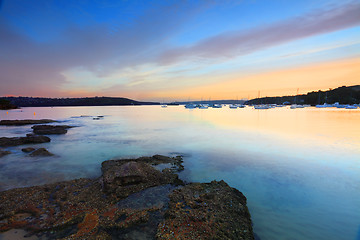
[0,119,254,239]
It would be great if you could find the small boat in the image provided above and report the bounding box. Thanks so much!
[254,105,270,109]
[345,105,358,109]
[185,103,196,109]
[212,104,222,108]
[316,103,332,108]
[161,105,167,108]
[290,104,305,109]
[198,104,209,109]
[229,104,238,109]
[167,102,180,106]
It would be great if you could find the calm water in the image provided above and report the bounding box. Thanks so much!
[1,106,360,240]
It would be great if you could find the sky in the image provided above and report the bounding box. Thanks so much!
[0,0,359,101]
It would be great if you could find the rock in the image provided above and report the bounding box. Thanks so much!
[31,125,73,135]
[29,148,54,157]
[0,156,254,240]
[101,157,182,199]
[0,119,56,126]
[157,180,254,240]
[0,149,11,158]
[21,147,35,153]
[137,154,185,172]
[0,134,50,147]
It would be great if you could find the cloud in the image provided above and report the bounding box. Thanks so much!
[0,1,208,96]
[158,1,360,65]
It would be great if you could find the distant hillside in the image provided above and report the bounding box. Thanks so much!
[2,97,159,107]
[0,99,18,110]
[245,85,360,105]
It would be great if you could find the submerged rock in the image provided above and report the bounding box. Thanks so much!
[0,149,11,158]
[0,119,56,126]
[21,147,36,153]
[0,134,50,147]
[32,125,74,135]
[0,156,254,240]
[29,148,54,157]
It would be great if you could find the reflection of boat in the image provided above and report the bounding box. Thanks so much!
[254,105,270,109]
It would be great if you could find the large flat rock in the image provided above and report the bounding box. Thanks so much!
[157,180,254,240]
[32,125,73,135]
[0,156,254,240]
[0,134,50,147]
[101,155,183,199]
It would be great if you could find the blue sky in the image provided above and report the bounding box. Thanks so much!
[0,0,359,100]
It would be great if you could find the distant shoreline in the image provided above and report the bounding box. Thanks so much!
[1,96,160,108]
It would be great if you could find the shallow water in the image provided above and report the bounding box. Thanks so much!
[1,106,359,240]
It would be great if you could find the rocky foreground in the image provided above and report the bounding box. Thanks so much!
[0,155,254,240]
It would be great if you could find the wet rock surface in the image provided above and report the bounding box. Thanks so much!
[0,149,11,158]
[0,119,56,126]
[32,125,74,135]
[0,155,254,240]
[21,147,36,153]
[0,134,51,147]
[29,148,54,157]
[101,155,184,199]
[157,180,254,240]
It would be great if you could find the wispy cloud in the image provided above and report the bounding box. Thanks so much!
[0,1,209,96]
[158,1,360,65]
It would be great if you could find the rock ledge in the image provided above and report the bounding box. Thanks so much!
[0,155,254,240]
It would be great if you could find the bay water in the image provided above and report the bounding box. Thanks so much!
[1,106,359,240]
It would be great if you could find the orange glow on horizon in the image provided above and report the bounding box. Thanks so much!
[2,58,359,102]
[149,58,360,101]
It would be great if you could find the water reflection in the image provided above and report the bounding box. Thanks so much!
[1,106,360,240]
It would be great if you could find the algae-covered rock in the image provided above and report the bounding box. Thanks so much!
[29,148,54,157]
[0,134,50,147]
[21,147,36,153]
[157,180,254,240]
[0,119,56,126]
[0,149,11,158]
[32,125,74,135]
[100,156,183,199]
[0,156,254,240]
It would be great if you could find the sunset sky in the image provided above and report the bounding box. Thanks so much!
[0,0,359,101]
